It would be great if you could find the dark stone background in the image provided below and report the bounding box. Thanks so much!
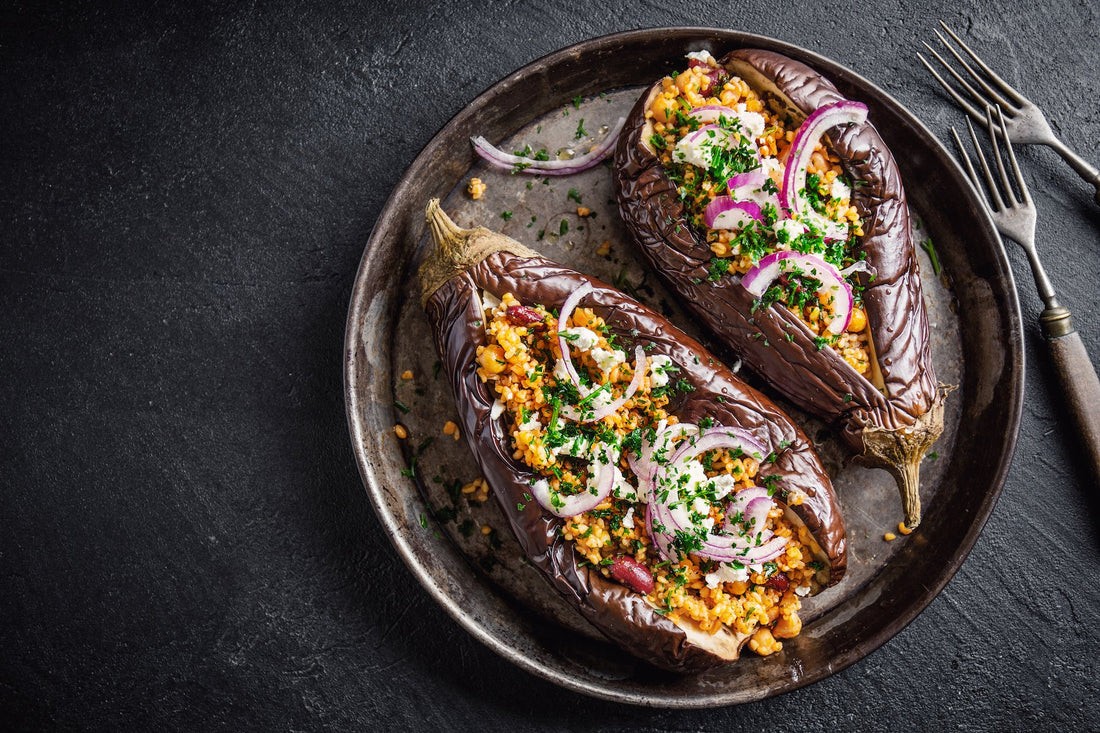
[3,1,1098,729]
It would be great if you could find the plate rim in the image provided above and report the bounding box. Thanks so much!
[343,26,1025,707]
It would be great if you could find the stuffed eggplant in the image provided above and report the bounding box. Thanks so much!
[613,49,946,529]
[419,200,846,673]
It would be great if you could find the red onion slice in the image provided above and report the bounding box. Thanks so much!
[471,117,625,176]
[779,100,867,241]
[687,105,738,124]
[703,197,763,231]
[740,251,855,335]
[560,346,647,423]
[667,426,768,466]
[554,281,593,387]
[726,167,766,191]
[695,533,788,564]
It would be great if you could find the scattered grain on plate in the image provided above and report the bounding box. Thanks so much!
[884,532,896,541]
[467,178,486,200]
[596,240,611,257]
[897,522,913,536]
[480,525,492,536]
[443,420,460,440]
[393,424,407,439]
[576,206,591,217]
[400,369,414,380]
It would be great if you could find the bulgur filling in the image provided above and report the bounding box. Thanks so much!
[646,52,875,375]
[475,289,827,655]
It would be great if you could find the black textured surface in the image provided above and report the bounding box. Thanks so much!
[3,1,1098,729]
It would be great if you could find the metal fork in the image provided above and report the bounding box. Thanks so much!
[953,107,1100,483]
[921,21,1100,205]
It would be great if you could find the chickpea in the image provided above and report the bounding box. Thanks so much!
[773,612,803,639]
[748,628,782,656]
[651,95,673,124]
[810,150,828,174]
[847,307,868,333]
[675,70,698,94]
[477,344,507,374]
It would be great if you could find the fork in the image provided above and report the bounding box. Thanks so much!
[921,21,1100,206]
[953,106,1100,483]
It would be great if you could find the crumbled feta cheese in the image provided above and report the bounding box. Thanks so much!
[622,506,636,529]
[795,585,811,597]
[590,347,626,376]
[701,516,715,531]
[830,177,851,202]
[685,50,716,65]
[611,469,638,501]
[773,218,808,248]
[649,354,673,387]
[704,562,751,588]
[490,399,505,420]
[517,416,541,433]
[711,473,739,501]
[553,434,591,459]
[585,444,622,494]
[559,326,599,352]
[735,111,766,141]
[552,358,570,382]
[692,497,710,516]
[481,289,501,316]
[673,127,732,169]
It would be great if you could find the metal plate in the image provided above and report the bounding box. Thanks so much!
[344,28,1023,706]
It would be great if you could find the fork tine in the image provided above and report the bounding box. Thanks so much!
[950,126,983,192]
[931,30,1017,113]
[966,116,1005,211]
[917,51,986,122]
[996,106,1032,206]
[938,21,1029,107]
[985,106,1018,206]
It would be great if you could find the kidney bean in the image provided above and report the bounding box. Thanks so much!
[609,555,655,595]
[505,305,545,328]
[765,571,789,593]
[698,68,726,97]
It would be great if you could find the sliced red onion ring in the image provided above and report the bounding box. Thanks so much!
[703,197,762,230]
[471,117,626,176]
[726,167,766,191]
[560,346,646,423]
[695,533,788,564]
[555,281,592,387]
[740,251,855,335]
[667,426,768,466]
[780,101,867,241]
[687,105,738,124]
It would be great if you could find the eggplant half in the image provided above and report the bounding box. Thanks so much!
[613,49,947,529]
[418,200,846,673]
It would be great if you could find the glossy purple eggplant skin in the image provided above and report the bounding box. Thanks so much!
[419,204,847,673]
[613,49,945,527]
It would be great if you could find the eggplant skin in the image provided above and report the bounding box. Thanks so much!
[424,248,847,673]
[613,49,941,456]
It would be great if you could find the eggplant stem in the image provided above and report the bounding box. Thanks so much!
[419,199,536,306]
[860,394,947,530]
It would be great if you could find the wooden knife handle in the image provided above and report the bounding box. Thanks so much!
[1046,327,1100,485]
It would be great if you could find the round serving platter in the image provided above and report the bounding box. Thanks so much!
[344,28,1023,707]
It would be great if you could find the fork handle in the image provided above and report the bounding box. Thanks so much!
[1042,307,1100,484]
[1045,138,1100,206]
